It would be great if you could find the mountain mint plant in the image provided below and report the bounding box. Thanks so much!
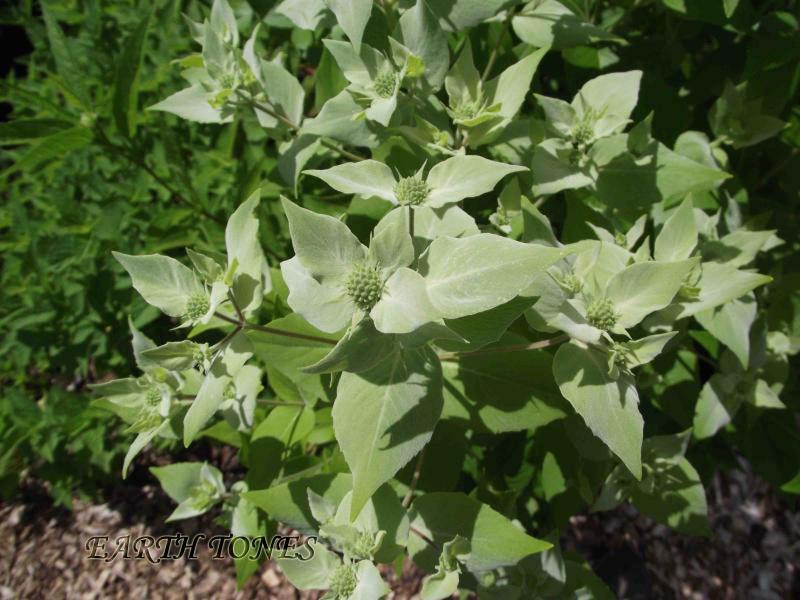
[80,0,797,596]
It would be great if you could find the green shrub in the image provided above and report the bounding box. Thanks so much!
[3,0,799,596]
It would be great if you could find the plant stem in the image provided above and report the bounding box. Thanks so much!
[259,398,306,407]
[409,526,440,551]
[247,95,365,161]
[403,447,426,508]
[213,311,338,345]
[437,334,569,361]
[244,322,338,345]
[481,7,516,83]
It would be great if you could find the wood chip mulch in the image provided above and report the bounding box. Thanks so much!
[1,460,798,599]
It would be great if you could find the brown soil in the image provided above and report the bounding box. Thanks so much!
[1,462,797,599]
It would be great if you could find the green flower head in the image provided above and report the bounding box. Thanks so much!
[280,198,439,335]
[586,298,618,331]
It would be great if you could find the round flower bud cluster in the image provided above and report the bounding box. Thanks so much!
[394,176,429,206]
[571,119,595,147]
[373,71,397,99]
[452,98,481,122]
[560,272,583,296]
[345,262,384,311]
[185,292,210,321]
[145,385,162,407]
[189,479,220,512]
[587,298,618,331]
[329,563,358,598]
[346,531,381,560]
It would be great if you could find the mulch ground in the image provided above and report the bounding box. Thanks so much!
[1,460,797,599]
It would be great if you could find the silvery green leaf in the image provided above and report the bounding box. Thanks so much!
[90,378,146,408]
[227,192,269,313]
[605,259,698,330]
[402,205,479,254]
[407,492,551,573]
[398,0,449,88]
[150,461,218,502]
[751,379,786,409]
[369,208,415,274]
[123,421,170,478]
[571,241,631,295]
[140,341,200,371]
[210,0,238,45]
[655,198,697,262]
[512,0,622,50]
[323,39,383,88]
[445,39,480,105]
[534,94,576,138]
[531,138,595,196]
[693,373,741,439]
[278,543,340,590]
[592,464,631,512]
[128,317,157,371]
[709,81,786,149]
[327,489,409,563]
[280,256,354,333]
[278,135,323,189]
[260,59,307,127]
[671,262,771,319]
[695,294,756,368]
[351,560,390,600]
[372,268,442,334]
[324,0,372,51]
[148,84,230,124]
[230,484,261,539]
[441,334,566,433]
[305,160,398,203]
[308,489,337,524]
[301,89,379,148]
[220,364,262,431]
[438,295,536,353]
[282,197,367,280]
[625,215,648,249]
[421,566,460,600]
[303,319,398,375]
[629,456,709,536]
[333,347,443,519]
[554,342,643,478]
[703,228,779,268]
[272,0,330,31]
[521,197,559,247]
[425,155,528,208]
[621,332,678,369]
[187,248,224,283]
[591,134,730,209]
[587,223,616,245]
[469,48,547,146]
[421,535,470,600]
[427,0,508,32]
[365,93,398,126]
[113,252,203,318]
[548,298,603,344]
[183,331,253,445]
[202,26,231,81]
[244,474,353,534]
[423,234,566,319]
[573,71,642,138]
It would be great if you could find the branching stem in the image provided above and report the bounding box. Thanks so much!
[437,334,569,361]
